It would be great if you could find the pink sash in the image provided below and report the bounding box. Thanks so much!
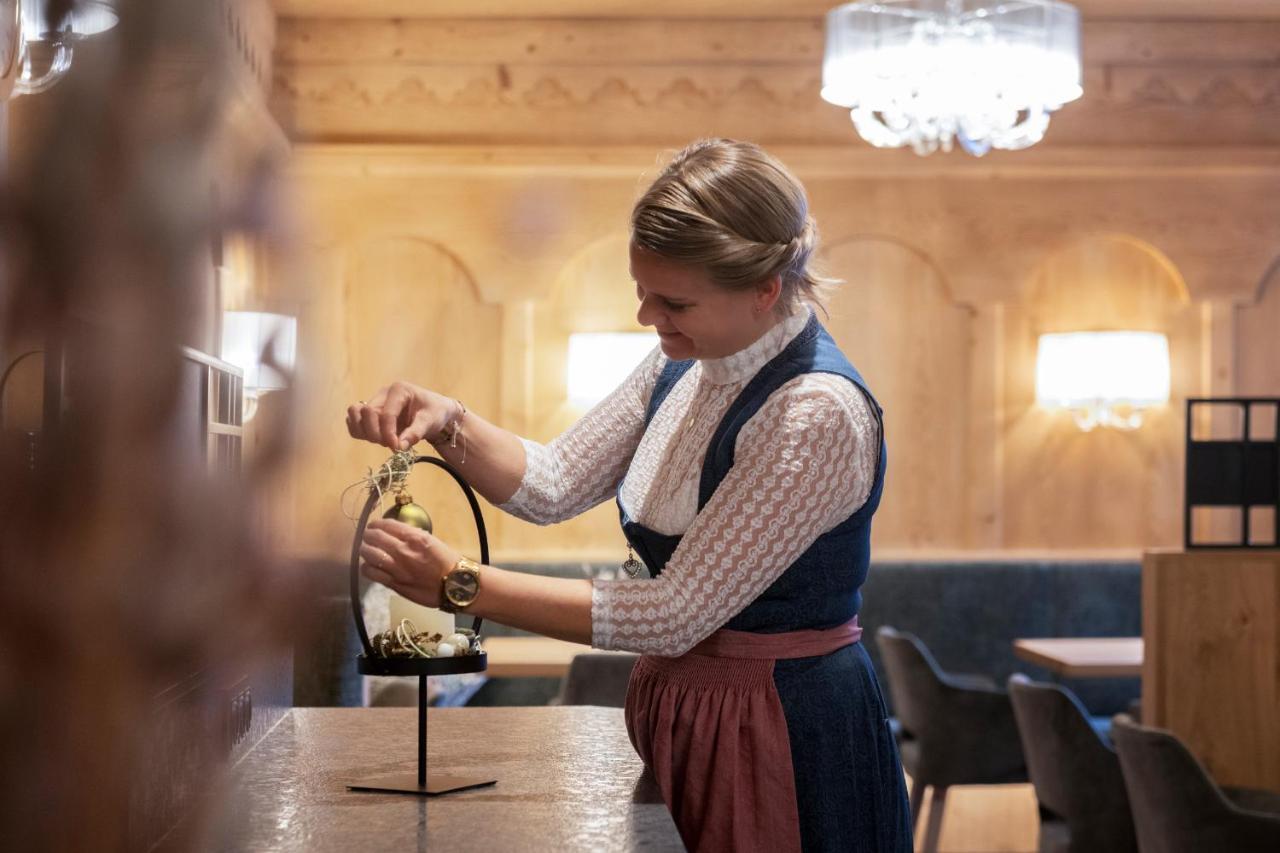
[624,618,862,853]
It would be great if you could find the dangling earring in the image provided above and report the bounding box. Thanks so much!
[621,543,643,579]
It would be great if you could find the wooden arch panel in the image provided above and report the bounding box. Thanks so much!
[298,236,500,558]
[1003,234,1196,549]
[821,236,974,550]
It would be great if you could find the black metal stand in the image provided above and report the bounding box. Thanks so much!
[346,672,496,797]
[345,455,497,797]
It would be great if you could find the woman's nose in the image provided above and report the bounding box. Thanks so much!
[636,295,661,328]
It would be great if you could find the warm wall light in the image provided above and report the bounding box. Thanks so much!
[1035,331,1170,431]
[221,311,296,420]
[566,332,658,408]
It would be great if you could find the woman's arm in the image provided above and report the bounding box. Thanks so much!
[496,346,663,525]
[348,345,663,515]
[360,374,877,651]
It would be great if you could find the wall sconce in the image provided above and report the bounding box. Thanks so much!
[4,0,118,98]
[1035,331,1170,431]
[220,311,296,421]
[566,332,658,408]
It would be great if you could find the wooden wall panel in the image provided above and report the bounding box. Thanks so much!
[1002,236,1194,549]
[821,238,974,550]
[1238,263,1280,397]
[286,236,502,558]
[274,146,1280,561]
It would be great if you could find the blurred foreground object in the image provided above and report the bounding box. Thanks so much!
[0,1,298,850]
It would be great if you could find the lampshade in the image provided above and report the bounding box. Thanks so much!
[566,332,658,407]
[821,0,1082,156]
[221,311,296,392]
[1036,331,1170,429]
[22,0,117,41]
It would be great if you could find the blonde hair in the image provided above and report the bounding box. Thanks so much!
[631,138,839,314]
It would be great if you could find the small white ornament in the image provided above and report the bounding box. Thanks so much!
[436,642,456,658]
[444,632,472,652]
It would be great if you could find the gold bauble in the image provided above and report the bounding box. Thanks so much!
[383,492,433,533]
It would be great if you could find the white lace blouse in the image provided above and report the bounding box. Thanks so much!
[499,307,881,656]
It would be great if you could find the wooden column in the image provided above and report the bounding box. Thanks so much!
[1142,548,1280,792]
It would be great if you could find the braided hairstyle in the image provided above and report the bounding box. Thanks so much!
[631,138,838,314]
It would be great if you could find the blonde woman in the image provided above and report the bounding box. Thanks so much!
[349,139,913,852]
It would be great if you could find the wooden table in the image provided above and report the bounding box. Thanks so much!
[481,636,633,678]
[1013,637,1144,678]
[218,706,682,851]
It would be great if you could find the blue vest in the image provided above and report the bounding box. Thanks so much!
[617,312,887,634]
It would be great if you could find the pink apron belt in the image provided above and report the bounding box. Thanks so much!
[624,617,862,853]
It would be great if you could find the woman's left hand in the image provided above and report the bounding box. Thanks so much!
[359,518,461,608]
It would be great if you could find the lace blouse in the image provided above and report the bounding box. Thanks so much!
[499,307,880,656]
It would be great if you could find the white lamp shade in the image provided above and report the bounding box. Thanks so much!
[1035,331,1170,409]
[221,311,297,392]
[22,0,118,40]
[566,332,659,407]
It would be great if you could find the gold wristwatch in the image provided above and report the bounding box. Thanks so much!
[440,556,482,613]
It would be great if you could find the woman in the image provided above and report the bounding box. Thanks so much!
[348,138,913,852]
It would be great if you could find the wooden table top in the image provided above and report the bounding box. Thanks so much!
[218,707,681,851]
[1013,637,1144,678]
[481,636,633,678]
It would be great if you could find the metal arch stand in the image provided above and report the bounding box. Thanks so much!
[345,455,497,797]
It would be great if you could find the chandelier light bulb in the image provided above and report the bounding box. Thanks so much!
[821,0,1083,156]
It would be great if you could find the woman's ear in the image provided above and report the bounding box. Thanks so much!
[755,275,782,316]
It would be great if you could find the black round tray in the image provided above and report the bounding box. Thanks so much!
[357,652,488,677]
[350,454,489,676]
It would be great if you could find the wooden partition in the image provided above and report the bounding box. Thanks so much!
[1142,549,1280,792]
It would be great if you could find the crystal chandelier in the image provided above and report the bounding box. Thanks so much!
[5,0,118,97]
[820,0,1083,156]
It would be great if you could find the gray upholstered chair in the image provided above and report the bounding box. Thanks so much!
[553,653,638,707]
[1111,714,1280,853]
[1008,674,1138,853]
[875,626,1027,853]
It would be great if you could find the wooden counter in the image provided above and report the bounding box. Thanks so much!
[216,707,683,851]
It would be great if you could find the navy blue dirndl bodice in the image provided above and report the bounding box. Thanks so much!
[616,311,887,634]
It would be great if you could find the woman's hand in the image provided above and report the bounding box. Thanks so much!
[359,518,462,608]
[346,381,453,451]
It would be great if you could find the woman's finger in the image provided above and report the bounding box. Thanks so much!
[359,404,384,446]
[398,409,433,450]
[363,525,414,559]
[359,543,398,577]
[361,564,397,588]
[379,385,413,449]
[345,405,360,438]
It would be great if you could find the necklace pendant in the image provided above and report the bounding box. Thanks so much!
[621,545,643,579]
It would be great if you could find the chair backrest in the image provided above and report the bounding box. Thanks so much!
[555,653,638,707]
[874,626,950,737]
[1110,714,1280,853]
[875,622,947,732]
[1008,675,1137,853]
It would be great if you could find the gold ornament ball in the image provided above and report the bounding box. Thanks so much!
[383,493,433,533]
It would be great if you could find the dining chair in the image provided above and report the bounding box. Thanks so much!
[1111,714,1280,853]
[876,626,1027,853]
[1008,674,1137,852]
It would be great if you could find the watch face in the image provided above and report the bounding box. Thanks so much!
[445,568,480,607]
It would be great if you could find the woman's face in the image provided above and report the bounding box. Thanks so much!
[630,242,777,361]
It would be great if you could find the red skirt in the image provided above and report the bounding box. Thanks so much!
[624,618,863,853]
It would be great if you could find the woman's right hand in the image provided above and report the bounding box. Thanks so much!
[346,381,450,451]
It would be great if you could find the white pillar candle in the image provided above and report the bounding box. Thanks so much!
[388,593,454,639]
